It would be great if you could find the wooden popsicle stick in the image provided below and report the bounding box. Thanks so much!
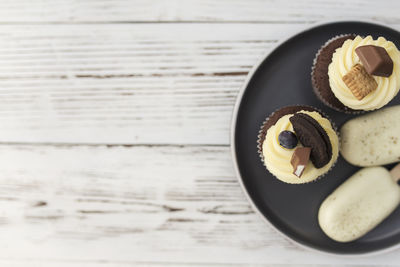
[390,162,400,183]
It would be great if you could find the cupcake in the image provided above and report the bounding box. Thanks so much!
[257,106,339,184]
[312,35,400,113]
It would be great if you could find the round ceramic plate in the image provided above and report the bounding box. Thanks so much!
[231,20,400,255]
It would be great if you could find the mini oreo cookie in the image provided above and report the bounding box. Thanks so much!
[296,113,332,159]
[290,113,332,168]
[311,34,358,113]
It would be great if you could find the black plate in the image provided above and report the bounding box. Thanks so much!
[232,21,400,255]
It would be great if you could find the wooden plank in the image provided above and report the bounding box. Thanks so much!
[0,0,399,24]
[0,144,283,264]
[1,22,399,145]
[0,262,389,267]
[0,23,308,145]
[0,262,391,267]
[0,144,399,265]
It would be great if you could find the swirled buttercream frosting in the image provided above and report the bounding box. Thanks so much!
[328,36,400,110]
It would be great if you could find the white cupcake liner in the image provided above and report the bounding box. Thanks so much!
[311,34,364,115]
[257,105,340,184]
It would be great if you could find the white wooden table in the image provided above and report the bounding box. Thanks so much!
[1,1,400,266]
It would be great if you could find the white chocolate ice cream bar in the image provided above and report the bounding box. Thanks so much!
[318,166,400,242]
[341,105,400,167]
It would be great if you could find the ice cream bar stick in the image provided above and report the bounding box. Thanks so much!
[389,162,400,183]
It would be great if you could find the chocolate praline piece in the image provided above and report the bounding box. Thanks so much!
[291,147,311,177]
[355,45,393,77]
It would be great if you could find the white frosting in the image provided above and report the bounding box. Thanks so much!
[328,36,400,110]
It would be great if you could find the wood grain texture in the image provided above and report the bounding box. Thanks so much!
[0,263,395,267]
[1,22,399,146]
[0,144,284,264]
[0,0,399,24]
[1,1,400,266]
[0,23,307,145]
[1,144,400,266]
[1,22,398,145]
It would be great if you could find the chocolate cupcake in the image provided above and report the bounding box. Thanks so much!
[312,34,357,113]
[312,35,400,113]
[257,106,339,184]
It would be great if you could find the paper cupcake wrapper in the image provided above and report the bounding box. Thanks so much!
[257,105,340,184]
[311,34,364,115]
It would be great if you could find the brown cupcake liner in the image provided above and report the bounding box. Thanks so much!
[311,34,364,115]
[257,105,340,184]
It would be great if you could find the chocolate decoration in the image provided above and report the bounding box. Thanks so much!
[289,113,332,168]
[257,106,316,157]
[291,147,311,177]
[355,45,393,77]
